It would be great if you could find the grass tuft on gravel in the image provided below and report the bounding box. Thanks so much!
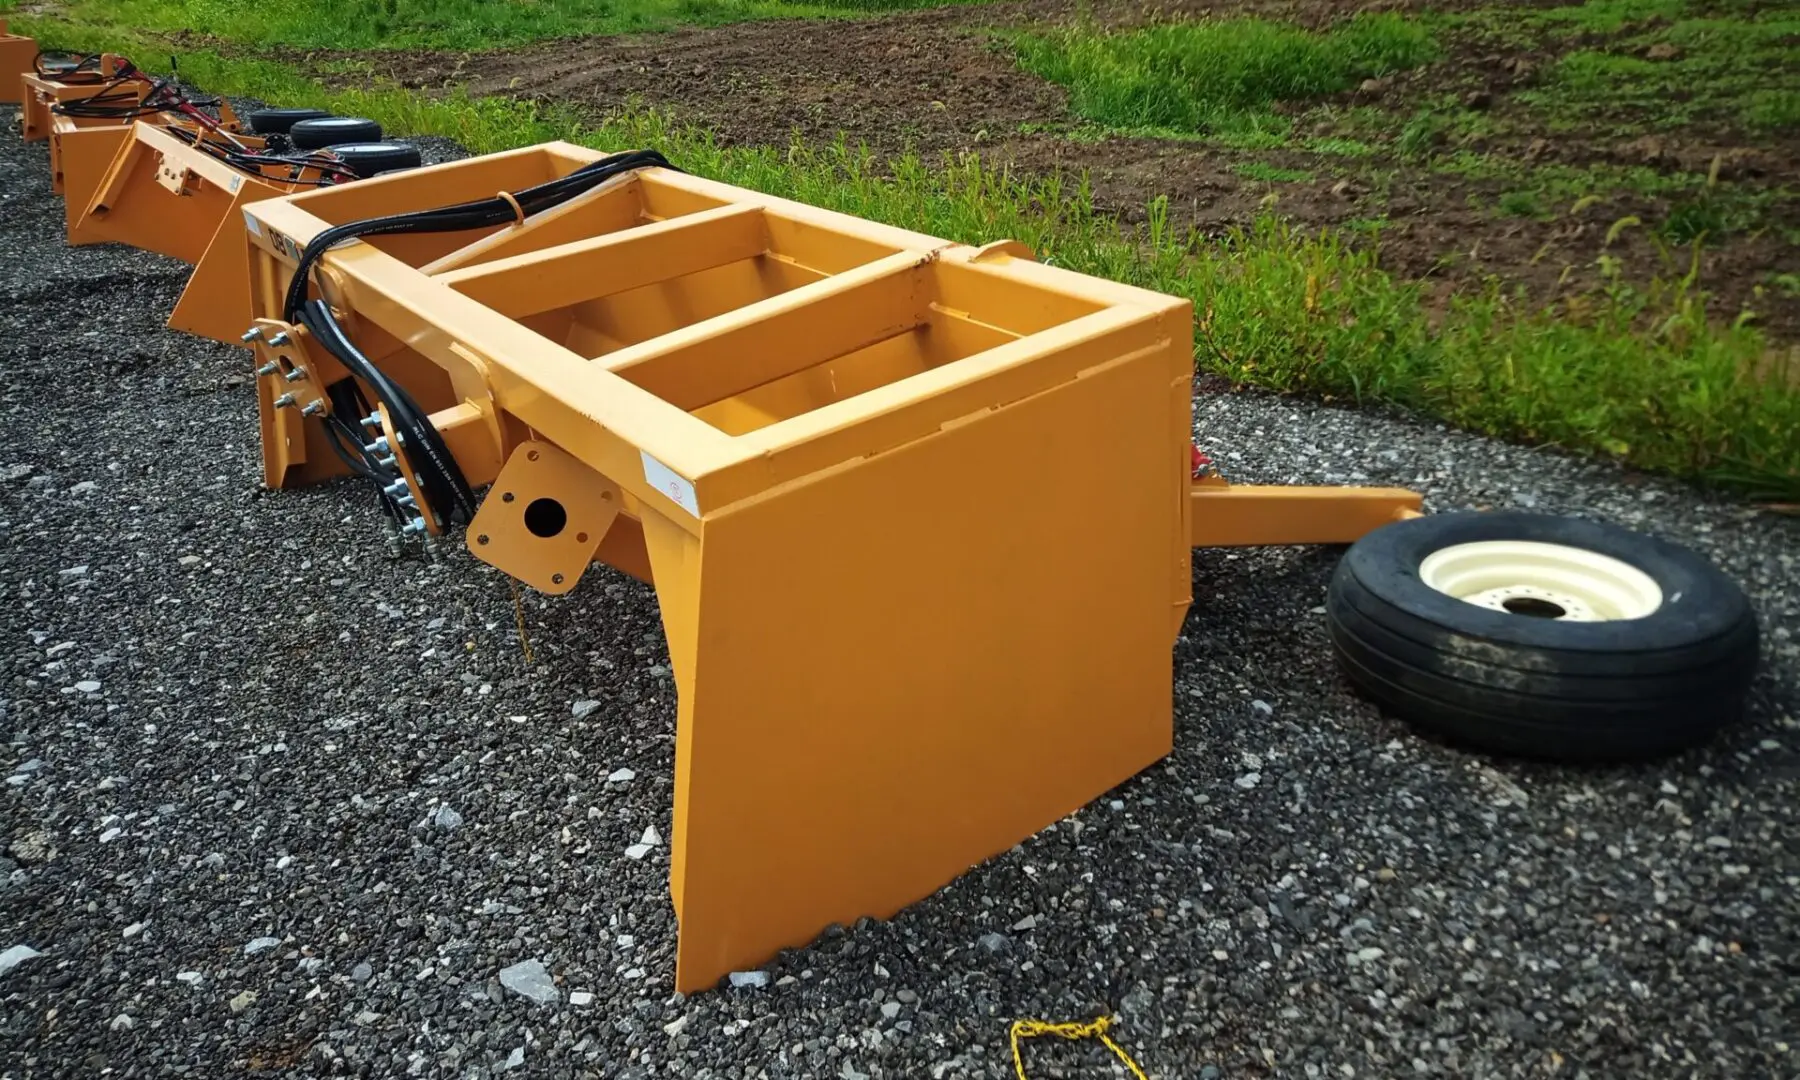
[1012,15,1438,136]
[7,30,1797,499]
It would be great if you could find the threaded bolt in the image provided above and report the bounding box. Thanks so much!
[272,393,296,408]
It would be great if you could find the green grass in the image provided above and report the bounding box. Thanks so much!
[12,0,961,50]
[1435,154,1704,201]
[1745,89,1800,131]
[1012,15,1438,136]
[1497,190,1544,218]
[1305,137,1377,158]
[8,26,1797,498]
[1212,125,1292,152]
[1483,2,1800,135]
[1235,162,1314,184]
[1394,101,1495,159]
[1433,151,1794,240]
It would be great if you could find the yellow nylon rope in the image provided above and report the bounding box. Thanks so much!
[507,578,534,666]
[1009,1016,1150,1080]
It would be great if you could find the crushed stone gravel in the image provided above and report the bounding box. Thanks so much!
[1,111,1797,1079]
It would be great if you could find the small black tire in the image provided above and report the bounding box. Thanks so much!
[289,116,383,149]
[247,107,333,135]
[325,142,423,179]
[1326,511,1758,761]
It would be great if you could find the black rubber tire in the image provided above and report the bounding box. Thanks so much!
[325,142,423,179]
[1326,511,1758,761]
[247,107,333,135]
[289,116,383,150]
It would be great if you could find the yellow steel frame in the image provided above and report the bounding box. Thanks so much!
[240,142,1419,991]
[0,21,33,107]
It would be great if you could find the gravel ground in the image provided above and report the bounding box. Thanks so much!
[1,113,1797,1080]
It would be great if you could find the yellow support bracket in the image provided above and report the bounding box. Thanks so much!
[1189,480,1422,547]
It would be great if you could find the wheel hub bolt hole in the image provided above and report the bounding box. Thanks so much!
[1502,596,1567,619]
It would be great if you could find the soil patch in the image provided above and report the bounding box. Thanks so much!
[293,0,1799,343]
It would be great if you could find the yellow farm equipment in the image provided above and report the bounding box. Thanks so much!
[73,119,353,346]
[0,21,33,106]
[233,142,1418,991]
[20,58,387,345]
[18,53,142,142]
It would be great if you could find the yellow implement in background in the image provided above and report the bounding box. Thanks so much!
[71,119,338,346]
[17,55,141,142]
[0,21,32,106]
[237,144,1418,992]
[52,98,243,226]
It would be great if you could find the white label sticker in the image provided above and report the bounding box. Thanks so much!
[243,210,262,238]
[641,452,700,518]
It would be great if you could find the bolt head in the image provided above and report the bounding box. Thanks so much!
[272,393,296,408]
[268,331,291,346]
[240,328,263,343]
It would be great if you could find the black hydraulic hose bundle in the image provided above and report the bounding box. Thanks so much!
[298,297,478,527]
[166,125,360,186]
[32,51,106,83]
[285,147,678,532]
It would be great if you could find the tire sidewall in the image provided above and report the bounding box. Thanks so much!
[291,116,383,150]
[328,143,423,178]
[1343,511,1751,655]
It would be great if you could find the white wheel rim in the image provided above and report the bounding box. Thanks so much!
[1418,540,1663,622]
